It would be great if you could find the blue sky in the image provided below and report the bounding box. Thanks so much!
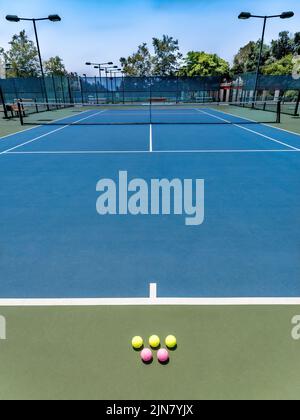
[0,0,299,75]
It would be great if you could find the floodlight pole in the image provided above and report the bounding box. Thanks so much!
[6,14,62,107]
[254,17,267,102]
[32,19,49,107]
[86,62,114,103]
[239,11,294,101]
[105,69,109,102]
[103,66,118,103]
[32,19,45,80]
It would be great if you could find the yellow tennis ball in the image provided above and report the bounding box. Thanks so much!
[165,335,177,349]
[149,335,160,348]
[132,336,143,350]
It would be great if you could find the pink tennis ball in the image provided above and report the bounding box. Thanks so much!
[141,348,153,363]
[157,349,169,363]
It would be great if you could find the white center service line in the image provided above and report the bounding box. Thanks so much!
[0,110,106,155]
[149,124,153,152]
[196,109,300,151]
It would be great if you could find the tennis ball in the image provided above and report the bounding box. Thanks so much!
[149,335,160,348]
[157,349,169,363]
[165,335,177,349]
[132,336,143,350]
[141,348,153,363]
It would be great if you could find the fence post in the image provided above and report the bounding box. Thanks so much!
[110,76,114,104]
[0,86,8,119]
[67,77,73,104]
[13,78,18,101]
[52,75,59,108]
[79,77,85,104]
[122,75,125,104]
[176,75,179,104]
[294,90,300,117]
[60,77,66,104]
[42,77,50,110]
[95,77,99,104]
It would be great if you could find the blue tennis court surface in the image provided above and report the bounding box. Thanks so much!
[0,106,300,298]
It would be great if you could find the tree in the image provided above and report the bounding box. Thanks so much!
[232,41,270,74]
[2,30,40,78]
[294,32,300,55]
[179,51,230,77]
[44,56,67,76]
[120,43,152,76]
[270,31,294,60]
[120,36,182,76]
[68,72,79,78]
[152,35,182,76]
[263,54,299,76]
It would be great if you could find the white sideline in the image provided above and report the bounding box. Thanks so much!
[196,109,299,151]
[0,124,38,141]
[264,123,300,137]
[210,106,300,137]
[0,110,106,155]
[0,107,94,141]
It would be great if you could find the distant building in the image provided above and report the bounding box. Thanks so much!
[0,57,5,79]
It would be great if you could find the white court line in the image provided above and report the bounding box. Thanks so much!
[5,149,300,155]
[264,123,300,137]
[0,110,106,155]
[0,106,96,142]
[0,126,70,155]
[196,109,300,151]
[0,124,38,141]
[0,297,299,307]
[150,283,157,300]
[236,124,300,151]
[149,124,153,152]
[211,106,300,137]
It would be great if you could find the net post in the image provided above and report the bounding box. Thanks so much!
[276,100,281,124]
[17,101,24,125]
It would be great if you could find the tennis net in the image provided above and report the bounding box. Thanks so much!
[17,101,281,126]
